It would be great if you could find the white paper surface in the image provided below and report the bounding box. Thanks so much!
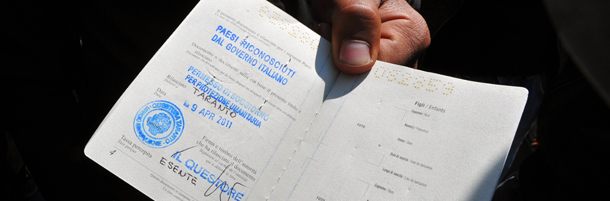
[275,67,528,201]
[84,0,528,200]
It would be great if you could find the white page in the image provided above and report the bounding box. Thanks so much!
[84,0,338,200]
[273,64,527,201]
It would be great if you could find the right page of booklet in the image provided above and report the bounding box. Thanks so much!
[271,63,528,201]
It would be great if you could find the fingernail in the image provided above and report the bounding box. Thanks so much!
[340,40,370,66]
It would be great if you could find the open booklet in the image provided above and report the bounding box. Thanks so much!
[84,0,528,200]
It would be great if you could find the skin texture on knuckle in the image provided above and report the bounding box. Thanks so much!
[332,1,381,41]
[377,0,430,66]
[378,18,430,66]
[334,3,379,21]
[332,9,381,44]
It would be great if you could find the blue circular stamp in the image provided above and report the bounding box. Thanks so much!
[133,100,184,148]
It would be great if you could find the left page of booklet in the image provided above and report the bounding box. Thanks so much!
[84,0,339,200]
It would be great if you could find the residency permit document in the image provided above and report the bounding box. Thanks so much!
[84,0,528,200]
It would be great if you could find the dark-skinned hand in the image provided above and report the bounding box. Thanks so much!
[311,0,430,74]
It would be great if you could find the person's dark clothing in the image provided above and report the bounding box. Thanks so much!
[420,0,559,76]
[419,0,610,200]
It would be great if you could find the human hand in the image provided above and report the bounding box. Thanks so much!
[311,0,430,74]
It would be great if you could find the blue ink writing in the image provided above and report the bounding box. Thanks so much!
[212,24,296,86]
[134,100,184,148]
[186,66,269,127]
[215,25,240,42]
[183,101,233,129]
[169,152,245,201]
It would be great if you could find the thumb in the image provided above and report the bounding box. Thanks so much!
[329,0,381,74]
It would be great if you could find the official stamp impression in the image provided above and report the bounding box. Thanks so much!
[134,100,185,148]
